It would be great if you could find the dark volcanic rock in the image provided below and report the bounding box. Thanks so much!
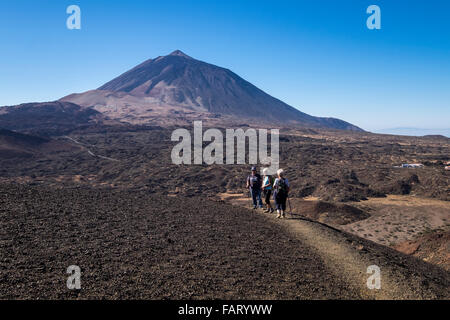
[0,128,49,147]
[0,183,360,299]
[0,183,448,299]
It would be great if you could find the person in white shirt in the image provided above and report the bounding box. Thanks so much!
[273,169,290,218]
[262,168,274,213]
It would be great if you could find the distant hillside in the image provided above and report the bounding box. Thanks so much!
[375,127,450,138]
[0,101,103,135]
[0,129,73,159]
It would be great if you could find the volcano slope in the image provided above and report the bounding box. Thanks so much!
[0,183,448,299]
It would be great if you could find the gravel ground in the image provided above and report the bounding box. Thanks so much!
[0,183,360,299]
[1,183,448,300]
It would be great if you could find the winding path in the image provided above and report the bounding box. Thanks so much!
[63,135,120,162]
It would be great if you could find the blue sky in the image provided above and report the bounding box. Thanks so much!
[0,0,449,132]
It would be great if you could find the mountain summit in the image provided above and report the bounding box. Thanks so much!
[64,50,362,130]
[167,50,193,58]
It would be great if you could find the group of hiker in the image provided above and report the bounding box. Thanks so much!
[246,167,290,219]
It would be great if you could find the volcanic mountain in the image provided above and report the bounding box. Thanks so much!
[62,50,362,130]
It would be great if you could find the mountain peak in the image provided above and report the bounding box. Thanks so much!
[168,50,191,58]
[88,51,363,131]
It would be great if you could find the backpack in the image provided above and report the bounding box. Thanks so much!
[277,178,288,194]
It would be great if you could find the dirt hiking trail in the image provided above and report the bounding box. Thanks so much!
[219,193,450,299]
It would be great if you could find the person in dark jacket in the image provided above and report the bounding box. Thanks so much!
[246,166,263,209]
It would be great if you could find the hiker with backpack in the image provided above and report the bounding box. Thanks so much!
[262,168,274,213]
[246,166,263,209]
[273,169,290,218]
